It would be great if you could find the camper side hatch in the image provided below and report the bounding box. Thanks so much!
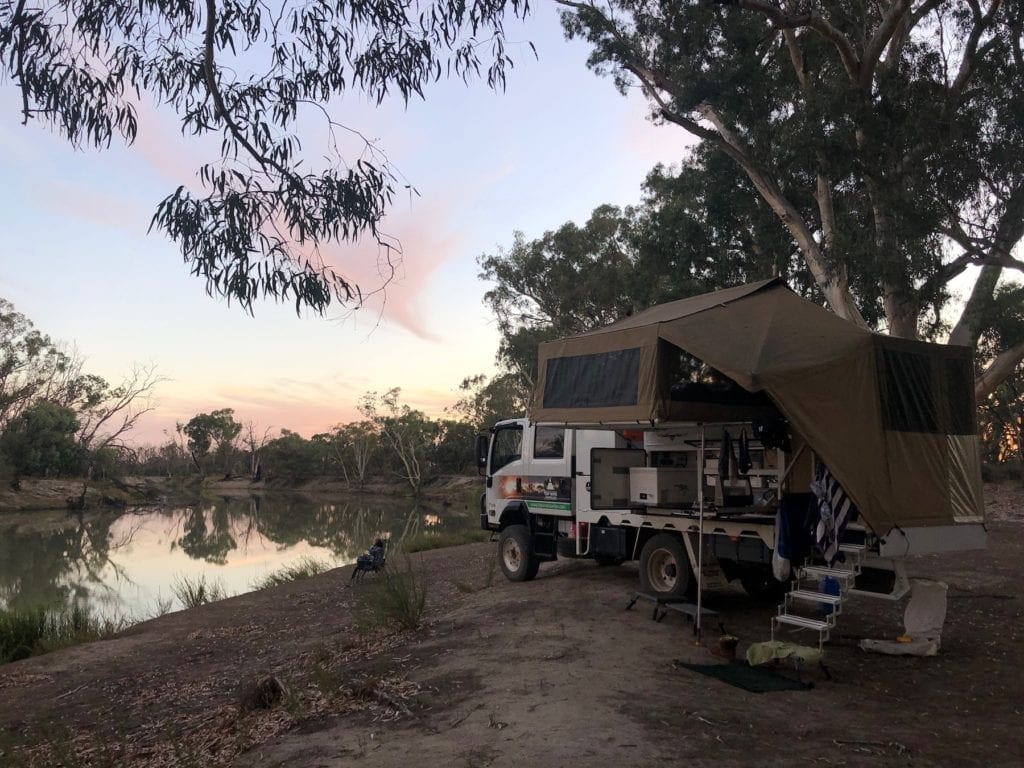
[591,448,646,510]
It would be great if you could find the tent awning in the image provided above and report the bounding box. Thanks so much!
[530,280,983,533]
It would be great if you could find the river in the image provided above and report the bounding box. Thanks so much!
[0,492,481,621]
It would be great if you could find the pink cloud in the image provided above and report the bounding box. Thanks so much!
[319,198,465,340]
[129,100,467,339]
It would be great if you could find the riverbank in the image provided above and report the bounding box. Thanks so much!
[1,484,1022,767]
[0,474,481,514]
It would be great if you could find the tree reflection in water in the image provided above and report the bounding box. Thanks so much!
[0,492,477,619]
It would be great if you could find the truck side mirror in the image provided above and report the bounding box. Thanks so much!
[474,434,489,476]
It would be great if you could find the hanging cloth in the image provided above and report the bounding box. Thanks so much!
[810,464,859,566]
[719,429,731,480]
[738,429,752,475]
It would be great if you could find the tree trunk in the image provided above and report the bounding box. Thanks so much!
[976,342,1024,402]
[949,265,1002,346]
[882,287,921,338]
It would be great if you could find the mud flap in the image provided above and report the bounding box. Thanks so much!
[683,532,731,591]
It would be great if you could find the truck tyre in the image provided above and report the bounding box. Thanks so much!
[739,565,787,602]
[639,533,693,599]
[498,524,540,582]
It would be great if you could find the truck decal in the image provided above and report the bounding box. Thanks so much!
[495,475,571,503]
[525,500,572,513]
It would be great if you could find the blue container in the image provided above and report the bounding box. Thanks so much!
[820,576,841,615]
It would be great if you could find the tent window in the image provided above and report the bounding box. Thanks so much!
[879,349,938,432]
[543,348,640,409]
[944,356,976,435]
[878,348,975,435]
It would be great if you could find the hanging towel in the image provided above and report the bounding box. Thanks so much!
[719,429,731,479]
[772,505,791,581]
[810,464,858,566]
[738,429,752,474]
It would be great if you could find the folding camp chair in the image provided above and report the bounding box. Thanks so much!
[350,537,389,582]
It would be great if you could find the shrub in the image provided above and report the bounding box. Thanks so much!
[359,556,428,631]
[171,574,228,609]
[252,557,333,589]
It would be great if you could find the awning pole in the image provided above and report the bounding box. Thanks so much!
[696,424,705,642]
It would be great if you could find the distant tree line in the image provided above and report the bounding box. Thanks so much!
[0,294,525,490]
[120,377,522,493]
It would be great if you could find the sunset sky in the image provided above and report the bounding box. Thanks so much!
[0,4,692,445]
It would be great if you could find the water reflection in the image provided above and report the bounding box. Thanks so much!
[0,493,477,620]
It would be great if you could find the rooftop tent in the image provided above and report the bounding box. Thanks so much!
[531,279,984,534]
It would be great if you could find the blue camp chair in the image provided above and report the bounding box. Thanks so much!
[350,537,388,581]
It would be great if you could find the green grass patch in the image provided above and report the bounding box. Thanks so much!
[0,603,129,665]
[358,556,428,631]
[171,574,228,609]
[252,556,333,590]
[400,528,489,554]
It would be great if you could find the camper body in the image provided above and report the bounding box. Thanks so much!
[478,417,985,601]
[480,418,799,599]
[480,280,988,613]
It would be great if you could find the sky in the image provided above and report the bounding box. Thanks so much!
[0,2,693,446]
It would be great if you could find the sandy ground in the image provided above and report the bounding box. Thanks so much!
[1,484,1023,767]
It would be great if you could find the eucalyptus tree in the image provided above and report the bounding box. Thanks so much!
[0,298,76,431]
[449,372,529,430]
[1,0,530,314]
[480,204,648,393]
[182,408,242,475]
[1,298,163,454]
[558,0,1024,397]
[69,365,166,453]
[479,161,799,395]
[359,388,439,494]
[240,419,272,480]
[0,401,82,478]
[325,421,378,489]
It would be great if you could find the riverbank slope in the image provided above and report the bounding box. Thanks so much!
[1,484,1022,767]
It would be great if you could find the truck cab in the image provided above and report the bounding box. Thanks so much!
[478,419,625,580]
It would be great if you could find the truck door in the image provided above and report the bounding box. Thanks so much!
[484,422,575,530]
[484,422,524,528]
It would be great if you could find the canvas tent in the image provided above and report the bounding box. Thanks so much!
[530,279,984,535]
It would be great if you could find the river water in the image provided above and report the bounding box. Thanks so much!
[0,493,481,621]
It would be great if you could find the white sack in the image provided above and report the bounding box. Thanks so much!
[860,579,948,657]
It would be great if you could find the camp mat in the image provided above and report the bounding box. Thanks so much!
[673,661,813,693]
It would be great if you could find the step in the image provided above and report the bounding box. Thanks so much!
[773,613,832,633]
[799,565,857,583]
[787,588,844,607]
[838,542,866,555]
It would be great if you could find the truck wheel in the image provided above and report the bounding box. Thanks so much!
[739,565,787,602]
[498,524,540,582]
[639,533,693,599]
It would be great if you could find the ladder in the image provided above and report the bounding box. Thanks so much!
[771,543,865,650]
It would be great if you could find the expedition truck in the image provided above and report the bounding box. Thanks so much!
[476,415,987,616]
[476,280,988,642]
[476,418,810,602]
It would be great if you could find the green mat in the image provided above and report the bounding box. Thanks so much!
[674,662,813,693]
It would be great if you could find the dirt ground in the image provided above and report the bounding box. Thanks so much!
[2,484,1023,767]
